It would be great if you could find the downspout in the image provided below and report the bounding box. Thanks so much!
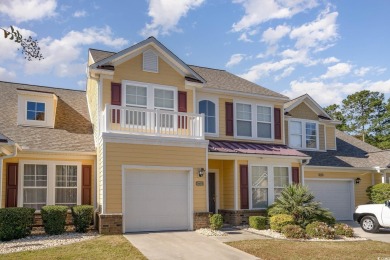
[0,143,20,208]
[300,158,311,185]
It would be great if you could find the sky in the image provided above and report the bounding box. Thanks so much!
[0,0,389,106]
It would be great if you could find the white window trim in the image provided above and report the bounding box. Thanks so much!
[288,118,320,151]
[234,100,274,141]
[26,100,47,123]
[248,164,291,210]
[198,98,219,137]
[18,160,82,210]
[142,49,159,73]
[122,80,178,112]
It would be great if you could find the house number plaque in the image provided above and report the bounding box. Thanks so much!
[196,181,204,186]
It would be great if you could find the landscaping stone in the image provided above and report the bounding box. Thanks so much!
[195,228,227,237]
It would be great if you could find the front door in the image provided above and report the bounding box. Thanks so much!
[208,172,216,213]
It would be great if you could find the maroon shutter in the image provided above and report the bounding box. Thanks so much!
[82,165,92,205]
[178,91,187,129]
[274,107,281,140]
[292,167,300,184]
[240,165,249,209]
[111,83,121,123]
[225,102,234,136]
[6,163,18,207]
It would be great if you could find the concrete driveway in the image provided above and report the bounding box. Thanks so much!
[124,231,260,260]
[343,221,390,243]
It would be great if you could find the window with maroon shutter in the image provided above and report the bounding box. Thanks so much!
[6,163,18,208]
[225,102,234,136]
[111,83,121,123]
[82,165,92,205]
[178,91,187,128]
[292,167,300,184]
[240,165,249,209]
[274,107,281,140]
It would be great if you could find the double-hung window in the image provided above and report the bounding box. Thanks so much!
[273,167,289,201]
[154,88,174,128]
[199,100,216,134]
[257,106,272,138]
[55,165,78,207]
[236,102,273,139]
[23,164,47,210]
[251,166,268,208]
[236,103,252,137]
[289,120,318,150]
[126,85,147,125]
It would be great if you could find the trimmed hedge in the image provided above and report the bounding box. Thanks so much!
[281,224,307,239]
[41,205,68,235]
[306,221,335,239]
[366,183,390,204]
[0,207,35,241]
[249,216,267,230]
[270,214,294,232]
[334,223,354,237]
[209,214,224,230]
[72,205,94,233]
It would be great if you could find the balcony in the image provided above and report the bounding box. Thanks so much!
[102,105,205,139]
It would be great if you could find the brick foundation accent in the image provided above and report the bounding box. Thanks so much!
[33,211,73,227]
[218,209,266,226]
[98,213,123,234]
[193,212,211,229]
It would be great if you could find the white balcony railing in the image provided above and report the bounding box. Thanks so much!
[103,104,205,139]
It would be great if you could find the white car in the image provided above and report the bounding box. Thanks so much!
[354,200,390,233]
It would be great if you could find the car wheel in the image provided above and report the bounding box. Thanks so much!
[360,216,379,233]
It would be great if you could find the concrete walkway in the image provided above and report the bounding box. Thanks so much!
[343,221,390,243]
[124,230,261,260]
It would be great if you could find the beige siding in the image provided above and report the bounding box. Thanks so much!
[289,102,318,120]
[209,160,224,209]
[284,120,289,145]
[2,155,95,208]
[305,170,382,206]
[86,77,99,144]
[105,143,206,213]
[319,124,325,150]
[326,126,336,150]
[222,160,235,209]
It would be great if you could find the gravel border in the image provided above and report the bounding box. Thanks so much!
[0,232,99,254]
[196,228,228,237]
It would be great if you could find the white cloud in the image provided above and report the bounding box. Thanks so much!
[322,56,339,64]
[290,8,338,51]
[320,62,352,79]
[226,54,245,67]
[275,66,295,81]
[0,66,16,81]
[354,67,370,77]
[367,79,390,93]
[24,26,128,77]
[141,0,205,37]
[261,24,290,45]
[73,10,87,18]
[232,0,318,32]
[0,0,57,23]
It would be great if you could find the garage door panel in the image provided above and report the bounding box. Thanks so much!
[124,170,190,232]
[305,180,353,220]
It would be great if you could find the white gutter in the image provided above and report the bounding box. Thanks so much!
[300,158,311,185]
[0,143,20,208]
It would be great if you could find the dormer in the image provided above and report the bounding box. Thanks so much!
[17,89,58,128]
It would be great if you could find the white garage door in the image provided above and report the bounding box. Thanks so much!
[305,179,353,220]
[124,170,191,232]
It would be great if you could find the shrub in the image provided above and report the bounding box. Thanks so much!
[41,205,68,235]
[269,214,294,232]
[72,205,94,233]
[249,216,267,230]
[306,221,335,239]
[268,184,335,227]
[0,207,35,241]
[209,214,223,230]
[281,224,307,239]
[334,223,354,237]
[366,183,390,204]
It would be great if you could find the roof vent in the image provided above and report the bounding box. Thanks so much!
[143,49,158,73]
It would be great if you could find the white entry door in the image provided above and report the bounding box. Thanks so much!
[123,169,191,232]
[305,179,354,220]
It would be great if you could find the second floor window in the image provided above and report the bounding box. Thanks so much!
[236,103,252,137]
[199,100,216,134]
[236,102,273,139]
[27,101,45,121]
[289,120,318,150]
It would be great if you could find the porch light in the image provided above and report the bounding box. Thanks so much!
[198,168,205,177]
[355,177,361,184]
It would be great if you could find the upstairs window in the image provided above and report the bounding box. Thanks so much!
[199,100,216,134]
[27,101,45,121]
[143,49,158,73]
[236,103,252,137]
[289,120,318,150]
[257,106,271,138]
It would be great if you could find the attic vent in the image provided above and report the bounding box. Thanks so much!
[143,49,158,73]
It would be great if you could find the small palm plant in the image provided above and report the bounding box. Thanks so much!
[268,184,335,227]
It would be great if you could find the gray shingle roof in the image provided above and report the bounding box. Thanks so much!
[305,130,390,168]
[90,49,115,63]
[0,81,95,153]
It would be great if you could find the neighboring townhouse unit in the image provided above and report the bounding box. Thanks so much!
[0,37,389,234]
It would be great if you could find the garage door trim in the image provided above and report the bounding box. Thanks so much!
[122,165,194,233]
[305,178,355,220]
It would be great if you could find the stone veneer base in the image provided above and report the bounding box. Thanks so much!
[193,212,211,229]
[218,209,266,226]
[98,213,123,234]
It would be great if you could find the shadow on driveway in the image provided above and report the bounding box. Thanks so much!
[343,221,390,243]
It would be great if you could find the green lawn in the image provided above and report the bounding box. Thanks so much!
[0,235,146,260]
[227,239,390,260]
